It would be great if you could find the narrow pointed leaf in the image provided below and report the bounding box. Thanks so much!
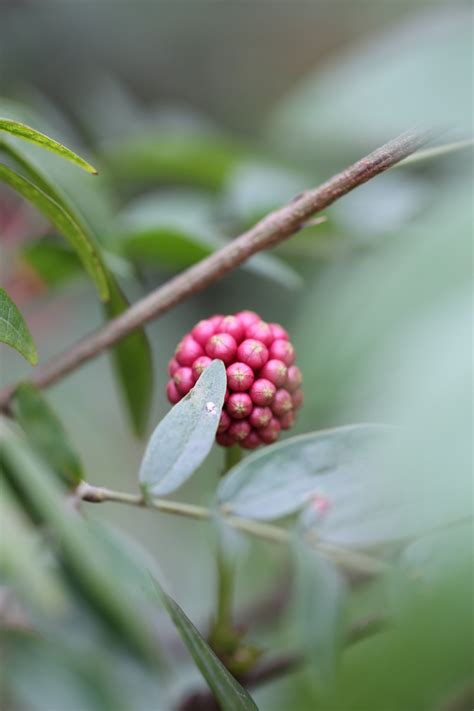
[151,577,258,711]
[10,382,83,487]
[139,360,226,496]
[0,164,109,300]
[0,288,37,365]
[0,117,98,174]
[104,280,153,436]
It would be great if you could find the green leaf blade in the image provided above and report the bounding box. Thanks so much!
[151,577,258,711]
[0,288,38,365]
[139,360,226,496]
[0,117,98,174]
[0,164,109,300]
[10,382,83,487]
[104,280,154,437]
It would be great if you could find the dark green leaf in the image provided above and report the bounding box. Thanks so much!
[22,236,83,287]
[218,425,389,522]
[0,163,109,300]
[139,360,226,496]
[151,577,258,711]
[103,280,153,437]
[294,545,347,684]
[0,287,38,365]
[10,382,83,487]
[0,424,159,664]
[0,117,98,174]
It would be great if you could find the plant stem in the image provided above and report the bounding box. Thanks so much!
[0,130,427,410]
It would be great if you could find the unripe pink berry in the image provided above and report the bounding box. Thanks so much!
[250,378,276,406]
[220,315,245,343]
[176,335,204,366]
[260,359,288,388]
[259,417,281,444]
[217,410,231,433]
[269,339,295,366]
[227,392,253,419]
[216,431,235,447]
[279,410,295,430]
[237,339,269,370]
[173,367,194,395]
[226,362,254,392]
[241,429,262,449]
[228,419,251,442]
[249,406,273,429]
[291,388,304,409]
[166,380,181,404]
[209,314,224,329]
[235,310,260,328]
[205,333,237,365]
[286,365,302,393]
[245,320,274,347]
[168,357,180,377]
[191,319,216,346]
[272,388,293,417]
[269,323,289,341]
[192,355,212,383]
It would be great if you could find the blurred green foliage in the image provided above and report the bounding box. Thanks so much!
[1,3,472,710]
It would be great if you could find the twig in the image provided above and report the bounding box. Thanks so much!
[0,130,427,409]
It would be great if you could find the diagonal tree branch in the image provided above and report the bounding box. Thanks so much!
[0,130,427,409]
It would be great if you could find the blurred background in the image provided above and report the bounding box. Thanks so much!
[1,1,472,710]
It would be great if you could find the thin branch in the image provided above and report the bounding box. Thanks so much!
[0,130,427,409]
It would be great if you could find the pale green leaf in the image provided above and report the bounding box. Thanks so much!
[139,360,226,496]
[0,287,37,365]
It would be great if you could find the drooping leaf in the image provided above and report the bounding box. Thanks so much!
[0,288,37,365]
[0,163,109,300]
[0,117,98,174]
[150,577,258,711]
[103,280,154,437]
[0,423,159,664]
[139,360,226,497]
[294,545,347,684]
[218,425,390,523]
[10,382,83,487]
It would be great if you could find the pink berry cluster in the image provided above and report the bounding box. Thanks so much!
[166,310,303,449]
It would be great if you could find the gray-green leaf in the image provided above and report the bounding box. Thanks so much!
[139,360,226,496]
[218,424,389,522]
[151,577,258,711]
[10,382,83,487]
[0,288,38,365]
[0,117,98,174]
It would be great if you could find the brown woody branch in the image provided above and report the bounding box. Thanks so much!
[0,130,427,409]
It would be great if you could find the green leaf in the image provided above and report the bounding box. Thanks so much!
[103,280,153,437]
[0,163,109,300]
[150,577,258,711]
[0,423,159,664]
[10,382,83,487]
[139,360,226,496]
[294,545,347,684]
[22,236,83,288]
[0,117,98,174]
[103,131,246,190]
[218,424,389,522]
[120,191,302,289]
[0,288,38,365]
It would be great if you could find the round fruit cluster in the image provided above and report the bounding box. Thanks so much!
[166,310,303,449]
